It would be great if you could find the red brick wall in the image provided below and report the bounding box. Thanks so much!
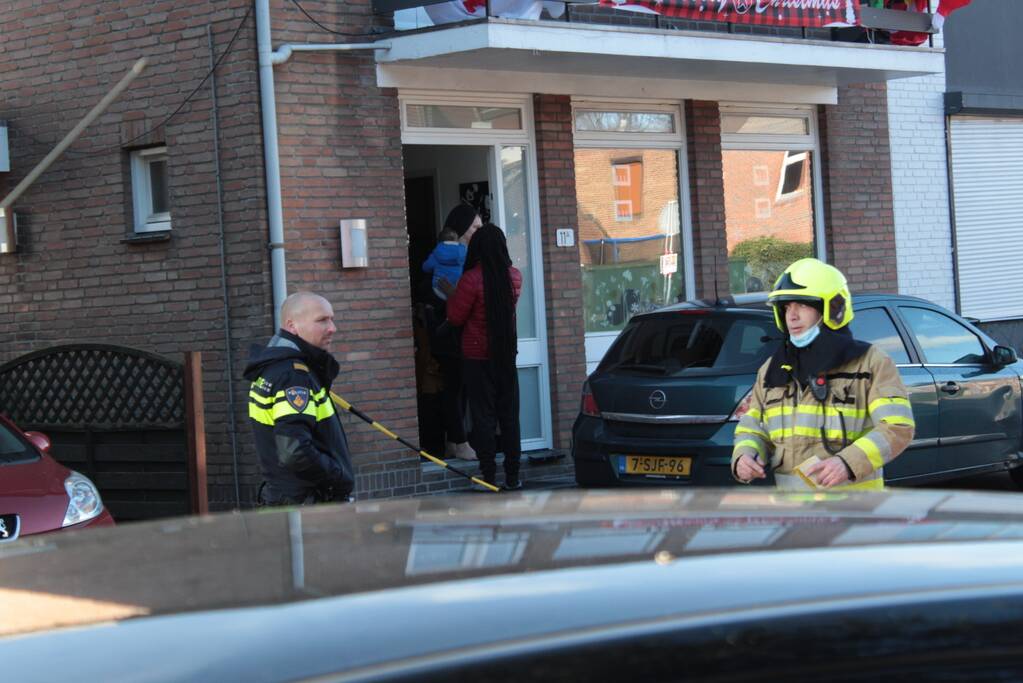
[819,83,898,293]
[685,100,730,299]
[534,94,586,450]
[0,0,269,509]
[269,0,421,498]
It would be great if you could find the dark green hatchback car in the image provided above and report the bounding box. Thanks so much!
[572,294,1023,489]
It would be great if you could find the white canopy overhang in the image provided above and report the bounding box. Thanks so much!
[376,19,945,105]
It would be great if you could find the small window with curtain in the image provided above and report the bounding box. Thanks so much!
[130,147,171,233]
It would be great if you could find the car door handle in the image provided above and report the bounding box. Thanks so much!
[940,381,961,395]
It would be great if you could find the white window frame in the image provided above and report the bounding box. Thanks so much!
[400,92,528,144]
[130,146,171,233]
[776,150,808,201]
[720,104,826,259]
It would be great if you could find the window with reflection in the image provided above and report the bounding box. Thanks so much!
[723,148,816,295]
[848,308,911,364]
[575,111,675,134]
[575,148,684,332]
[900,307,987,365]
[405,104,522,130]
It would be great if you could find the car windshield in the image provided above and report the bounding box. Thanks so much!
[600,313,781,375]
[0,421,36,464]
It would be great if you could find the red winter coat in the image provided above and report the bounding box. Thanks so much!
[446,264,522,360]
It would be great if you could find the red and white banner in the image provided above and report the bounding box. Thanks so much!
[598,0,861,28]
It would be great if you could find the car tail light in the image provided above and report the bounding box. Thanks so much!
[581,382,601,418]
[62,472,105,527]
[728,388,754,422]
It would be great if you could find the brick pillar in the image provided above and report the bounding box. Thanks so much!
[685,101,730,299]
[272,0,420,498]
[534,94,587,450]
[819,83,898,293]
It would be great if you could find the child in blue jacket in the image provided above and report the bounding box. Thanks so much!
[422,227,467,301]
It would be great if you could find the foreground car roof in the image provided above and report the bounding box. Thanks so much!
[3,489,1023,680]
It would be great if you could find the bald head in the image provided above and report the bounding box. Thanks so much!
[281,292,336,350]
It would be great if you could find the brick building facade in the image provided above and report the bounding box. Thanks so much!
[0,1,942,507]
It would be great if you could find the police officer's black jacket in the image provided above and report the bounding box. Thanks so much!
[243,330,354,501]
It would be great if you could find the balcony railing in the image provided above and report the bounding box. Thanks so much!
[374,1,936,47]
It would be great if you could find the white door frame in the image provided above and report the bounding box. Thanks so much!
[400,91,553,451]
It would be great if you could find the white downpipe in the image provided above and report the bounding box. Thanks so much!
[255,0,390,329]
[256,0,288,330]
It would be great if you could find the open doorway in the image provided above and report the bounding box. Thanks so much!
[404,144,491,460]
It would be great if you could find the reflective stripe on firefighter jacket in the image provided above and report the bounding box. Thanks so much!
[731,345,915,490]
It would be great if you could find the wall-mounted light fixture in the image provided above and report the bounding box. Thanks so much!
[0,208,17,254]
[340,218,368,268]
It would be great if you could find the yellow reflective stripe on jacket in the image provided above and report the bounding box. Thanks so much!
[764,404,867,420]
[249,403,275,425]
[849,430,892,470]
[768,425,863,441]
[272,388,335,422]
[735,420,769,440]
[248,390,278,406]
[735,438,767,458]
[869,399,915,427]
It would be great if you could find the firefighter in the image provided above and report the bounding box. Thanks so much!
[244,292,355,505]
[732,258,915,490]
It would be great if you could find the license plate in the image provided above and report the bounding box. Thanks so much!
[621,455,692,477]
[0,514,21,543]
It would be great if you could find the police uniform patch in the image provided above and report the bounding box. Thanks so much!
[285,386,310,412]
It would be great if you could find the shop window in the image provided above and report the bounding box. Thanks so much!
[576,148,683,333]
[130,147,171,233]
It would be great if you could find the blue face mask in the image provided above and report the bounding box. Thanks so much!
[789,322,821,348]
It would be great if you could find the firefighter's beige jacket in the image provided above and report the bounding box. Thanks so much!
[731,345,915,490]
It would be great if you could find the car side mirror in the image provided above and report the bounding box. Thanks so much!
[991,345,1019,367]
[24,431,51,454]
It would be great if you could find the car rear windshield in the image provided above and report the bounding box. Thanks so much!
[0,422,36,464]
[599,312,781,376]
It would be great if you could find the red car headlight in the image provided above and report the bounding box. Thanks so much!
[62,472,105,527]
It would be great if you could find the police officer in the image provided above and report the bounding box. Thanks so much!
[732,259,915,490]
[244,292,355,505]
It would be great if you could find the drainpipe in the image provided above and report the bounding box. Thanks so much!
[254,0,389,329]
[255,0,288,330]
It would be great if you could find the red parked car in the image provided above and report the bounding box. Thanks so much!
[0,414,114,542]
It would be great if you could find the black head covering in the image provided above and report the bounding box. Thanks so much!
[444,204,479,238]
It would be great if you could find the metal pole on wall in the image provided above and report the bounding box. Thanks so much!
[0,58,148,253]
